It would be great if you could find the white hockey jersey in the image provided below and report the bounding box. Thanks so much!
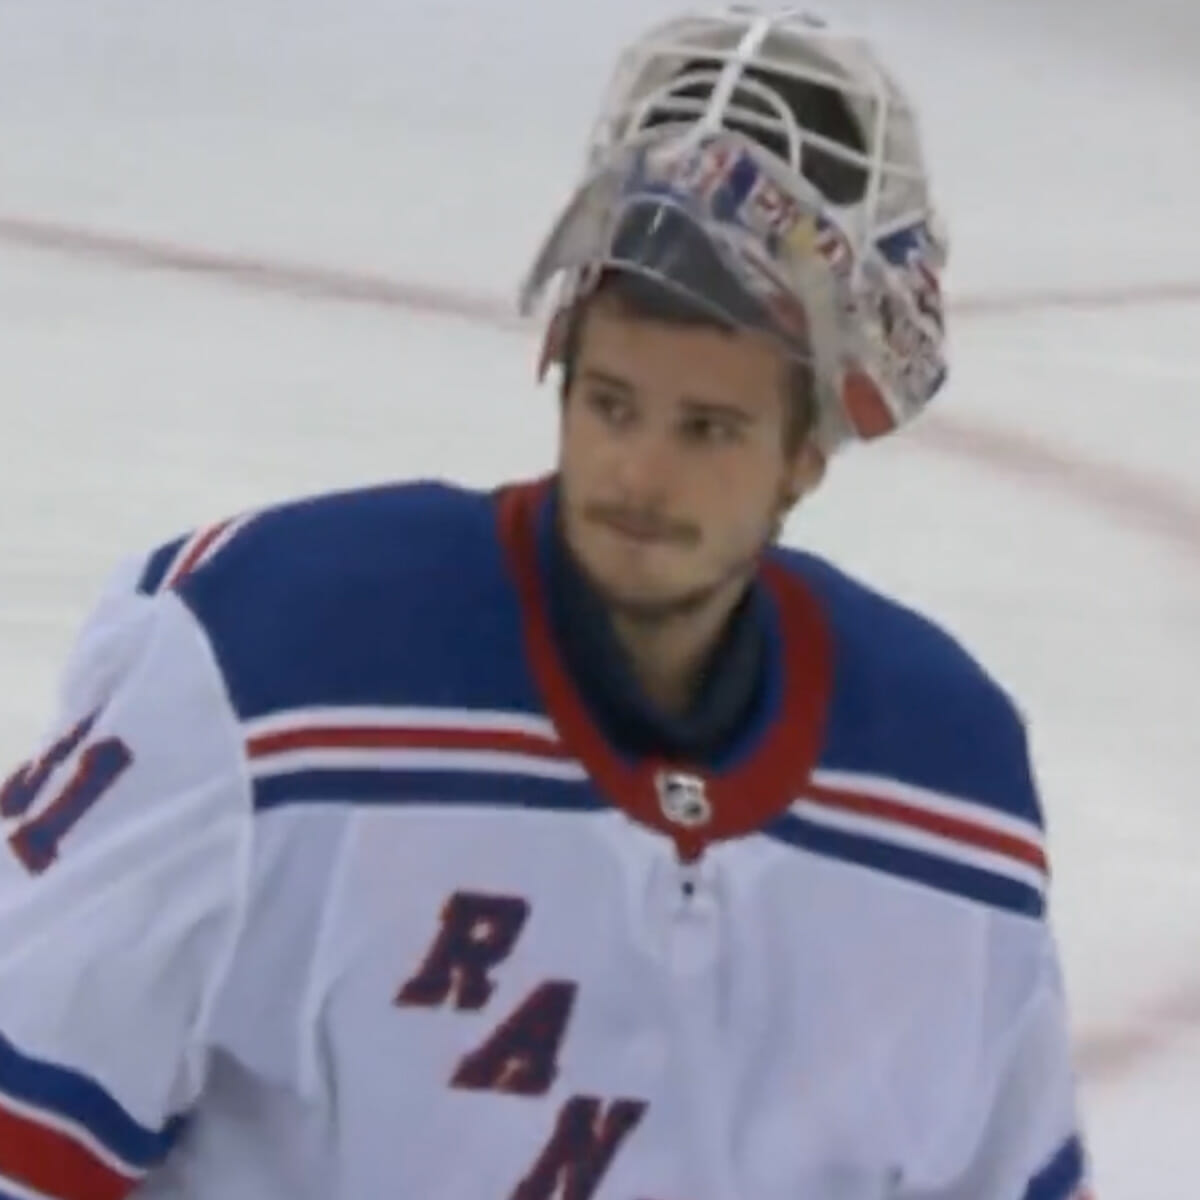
[0,478,1091,1199]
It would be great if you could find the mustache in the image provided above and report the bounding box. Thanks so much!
[583,501,700,546]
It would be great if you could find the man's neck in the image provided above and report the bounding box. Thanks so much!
[608,577,749,718]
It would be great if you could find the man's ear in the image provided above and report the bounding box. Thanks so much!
[782,441,827,511]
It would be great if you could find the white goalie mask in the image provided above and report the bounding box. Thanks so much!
[520,6,949,457]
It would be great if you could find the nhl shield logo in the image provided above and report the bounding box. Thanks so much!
[655,770,712,828]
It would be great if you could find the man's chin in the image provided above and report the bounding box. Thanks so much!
[588,573,717,625]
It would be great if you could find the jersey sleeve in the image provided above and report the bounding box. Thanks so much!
[900,921,1092,1200]
[0,560,252,1200]
[899,720,1093,1200]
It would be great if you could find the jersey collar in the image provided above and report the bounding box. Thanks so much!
[497,477,833,861]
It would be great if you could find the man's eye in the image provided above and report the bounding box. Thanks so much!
[587,389,635,426]
[680,415,742,445]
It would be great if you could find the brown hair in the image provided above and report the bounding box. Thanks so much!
[556,269,818,454]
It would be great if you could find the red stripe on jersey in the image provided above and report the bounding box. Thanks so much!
[246,724,572,762]
[166,520,231,587]
[805,782,1048,873]
[0,1101,136,1200]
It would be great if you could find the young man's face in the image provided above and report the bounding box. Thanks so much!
[557,290,824,623]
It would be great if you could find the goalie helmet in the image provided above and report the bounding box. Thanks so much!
[520,5,949,457]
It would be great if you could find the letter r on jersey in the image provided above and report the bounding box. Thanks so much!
[395,890,530,1011]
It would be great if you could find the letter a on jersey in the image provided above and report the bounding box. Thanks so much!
[452,980,578,1096]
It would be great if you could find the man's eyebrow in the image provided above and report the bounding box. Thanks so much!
[579,368,632,392]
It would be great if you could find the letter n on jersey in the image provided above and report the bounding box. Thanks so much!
[511,1096,648,1200]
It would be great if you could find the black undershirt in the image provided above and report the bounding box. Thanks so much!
[545,517,766,765]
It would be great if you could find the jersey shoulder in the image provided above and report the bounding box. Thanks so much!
[136,479,490,597]
[139,480,539,722]
[774,546,1041,832]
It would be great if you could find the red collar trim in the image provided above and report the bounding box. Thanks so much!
[497,478,833,861]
